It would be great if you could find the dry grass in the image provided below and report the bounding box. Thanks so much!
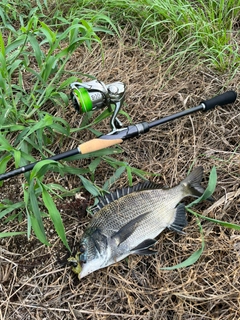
[1,29,240,319]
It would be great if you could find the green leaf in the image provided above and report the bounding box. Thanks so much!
[8,59,22,76]
[79,175,100,197]
[30,159,60,180]
[186,166,217,208]
[13,149,21,168]
[89,158,101,173]
[0,154,11,186]
[42,185,70,251]
[0,30,5,55]
[29,180,49,245]
[187,210,240,231]
[0,201,25,219]
[103,166,126,191]
[58,76,78,90]
[161,217,205,270]
[28,34,43,67]
[126,166,133,186]
[40,21,57,46]
[0,135,13,151]
[30,214,49,245]
[0,231,26,238]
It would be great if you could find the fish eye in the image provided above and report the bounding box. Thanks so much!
[79,243,86,253]
[79,252,87,264]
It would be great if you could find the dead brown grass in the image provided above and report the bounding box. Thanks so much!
[1,29,240,320]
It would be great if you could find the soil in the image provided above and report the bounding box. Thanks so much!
[1,30,240,319]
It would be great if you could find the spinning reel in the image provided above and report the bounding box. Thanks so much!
[70,80,126,132]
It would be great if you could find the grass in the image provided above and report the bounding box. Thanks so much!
[0,0,239,261]
[64,0,240,72]
[0,1,240,319]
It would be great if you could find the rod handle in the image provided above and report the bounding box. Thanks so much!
[79,138,123,154]
[202,90,237,111]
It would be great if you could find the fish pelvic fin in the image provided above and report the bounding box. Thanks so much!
[169,203,187,234]
[131,239,158,255]
[181,166,205,198]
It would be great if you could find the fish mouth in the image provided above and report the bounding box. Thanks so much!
[68,252,82,278]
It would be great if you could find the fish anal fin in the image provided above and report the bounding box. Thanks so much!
[112,212,150,246]
[169,203,187,234]
[131,239,158,256]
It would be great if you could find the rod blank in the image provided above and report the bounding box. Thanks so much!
[0,90,237,181]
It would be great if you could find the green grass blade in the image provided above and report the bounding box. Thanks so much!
[42,185,70,251]
[30,159,61,180]
[0,231,26,238]
[161,216,205,270]
[186,166,217,208]
[0,201,25,219]
[29,180,49,245]
[79,175,100,197]
[187,209,240,231]
[103,166,126,191]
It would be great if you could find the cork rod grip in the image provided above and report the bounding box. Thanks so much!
[79,138,123,154]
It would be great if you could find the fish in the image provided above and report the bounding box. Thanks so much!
[68,166,206,279]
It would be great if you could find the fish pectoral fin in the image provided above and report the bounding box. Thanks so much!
[169,203,187,234]
[111,212,150,246]
[131,239,158,256]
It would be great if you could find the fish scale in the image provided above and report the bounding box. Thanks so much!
[68,166,206,279]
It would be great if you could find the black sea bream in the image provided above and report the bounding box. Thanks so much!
[69,166,206,278]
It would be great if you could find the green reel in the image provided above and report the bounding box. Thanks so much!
[70,79,125,131]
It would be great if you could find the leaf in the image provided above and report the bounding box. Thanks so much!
[40,21,56,46]
[103,166,126,191]
[0,135,13,151]
[0,201,25,219]
[0,154,11,186]
[13,149,21,168]
[0,232,26,238]
[0,30,6,56]
[161,217,205,270]
[58,76,78,90]
[89,158,101,173]
[30,159,60,180]
[187,210,240,231]
[79,175,100,197]
[29,180,49,245]
[126,166,133,186]
[8,59,22,76]
[28,34,43,67]
[24,114,53,139]
[42,186,70,251]
[186,166,217,208]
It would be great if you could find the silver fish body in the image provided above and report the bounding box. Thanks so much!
[69,166,205,278]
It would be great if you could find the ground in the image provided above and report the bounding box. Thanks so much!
[1,31,240,319]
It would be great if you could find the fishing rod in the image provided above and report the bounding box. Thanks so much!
[0,79,237,181]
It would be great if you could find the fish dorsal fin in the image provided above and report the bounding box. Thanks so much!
[92,181,161,213]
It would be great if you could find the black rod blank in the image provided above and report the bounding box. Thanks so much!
[0,90,237,181]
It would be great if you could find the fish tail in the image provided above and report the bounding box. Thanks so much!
[181,166,205,198]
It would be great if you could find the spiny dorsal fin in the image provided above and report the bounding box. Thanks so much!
[91,181,162,214]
